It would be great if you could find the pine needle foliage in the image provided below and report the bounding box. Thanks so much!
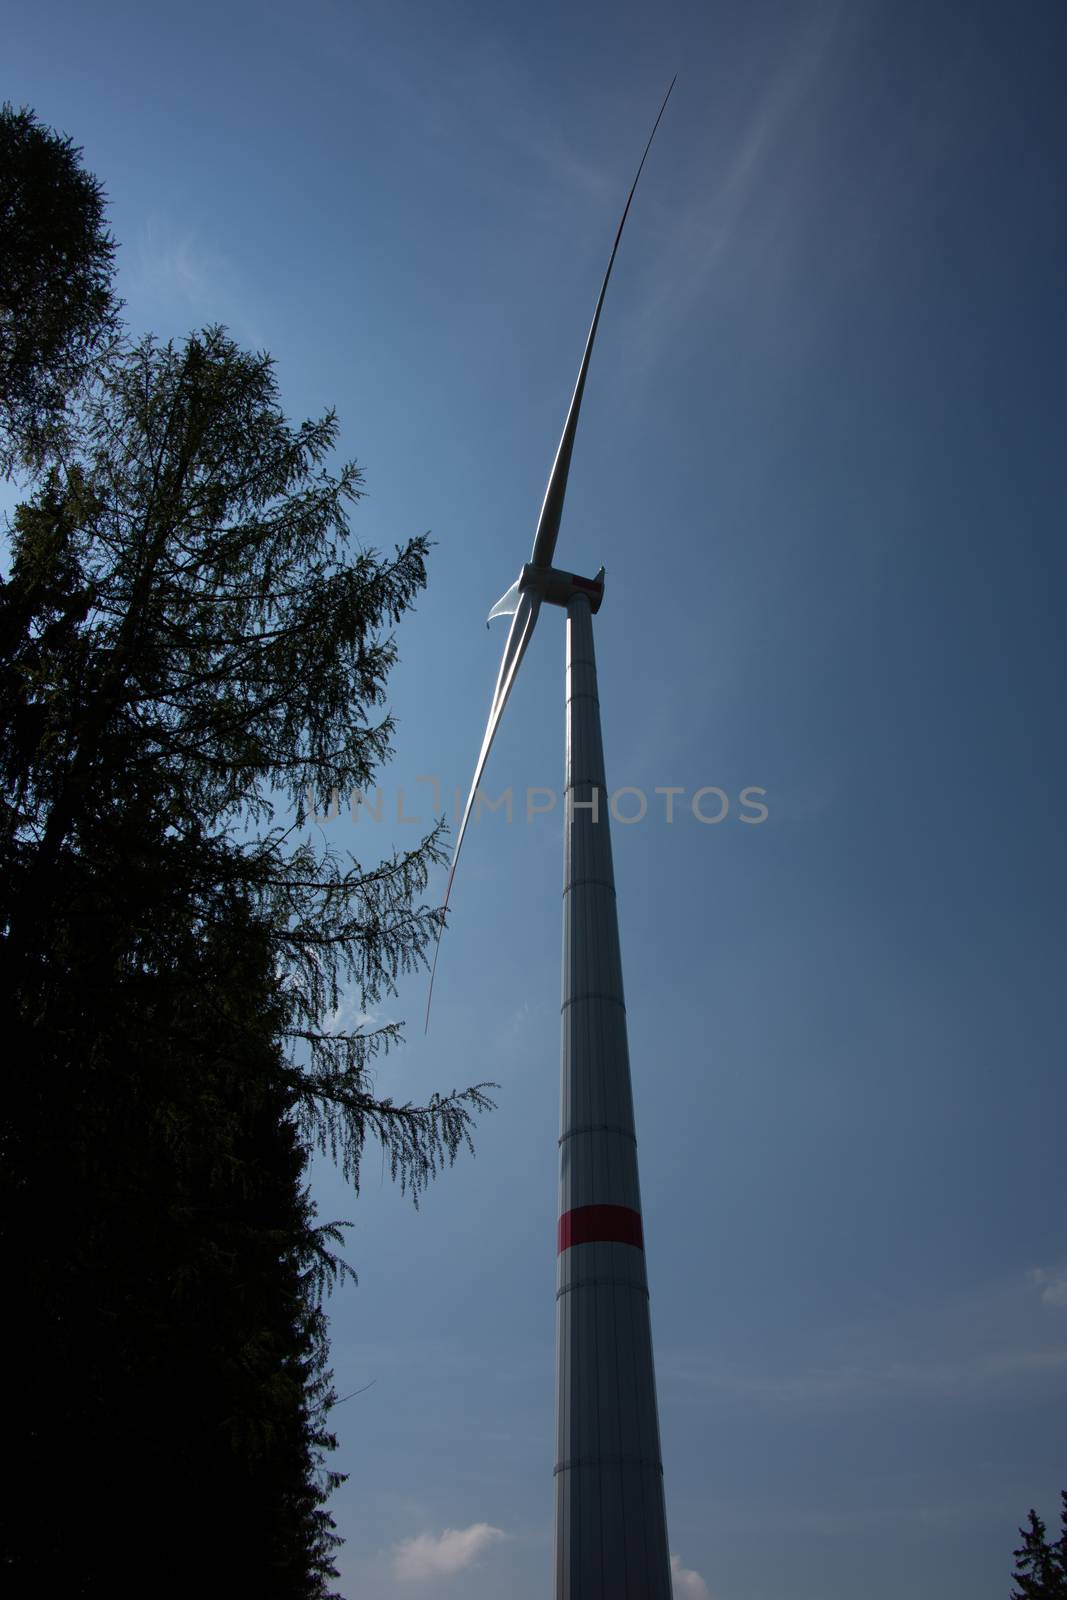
[1,117,493,1595]
[1011,1496,1067,1599]
[2,326,493,1197]
[0,103,119,472]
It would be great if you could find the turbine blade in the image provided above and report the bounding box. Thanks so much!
[487,576,522,624]
[529,75,676,571]
[425,588,542,1026]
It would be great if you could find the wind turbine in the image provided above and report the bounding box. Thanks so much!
[434,82,676,1600]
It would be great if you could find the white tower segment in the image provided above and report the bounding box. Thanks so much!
[555,590,671,1598]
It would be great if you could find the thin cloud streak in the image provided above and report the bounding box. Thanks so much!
[636,16,842,332]
[125,217,267,348]
[662,1340,1067,1408]
[661,1269,1067,1411]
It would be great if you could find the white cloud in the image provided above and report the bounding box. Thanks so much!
[392,1523,508,1582]
[324,995,378,1035]
[1030,1267,1067,1307]
[672,1551,713,1599]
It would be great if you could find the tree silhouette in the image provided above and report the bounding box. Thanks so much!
[1,136,491,1593]
[1011,1495,1067,1599]
[0,103,119,472]
[2,327,490,1192]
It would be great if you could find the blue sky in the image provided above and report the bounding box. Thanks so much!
[6,1,1067,1596]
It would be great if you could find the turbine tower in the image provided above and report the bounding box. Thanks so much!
[433,82,676,1600]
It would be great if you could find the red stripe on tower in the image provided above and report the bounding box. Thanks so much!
[558,1204,644,1253]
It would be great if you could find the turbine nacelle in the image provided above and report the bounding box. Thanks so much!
[489,563,605,625]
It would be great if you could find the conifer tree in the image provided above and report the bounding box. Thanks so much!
[1,121,491,1594]
[0,103,119,472]
[2,326,490,1189]
[1011,1496,1067,1599]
